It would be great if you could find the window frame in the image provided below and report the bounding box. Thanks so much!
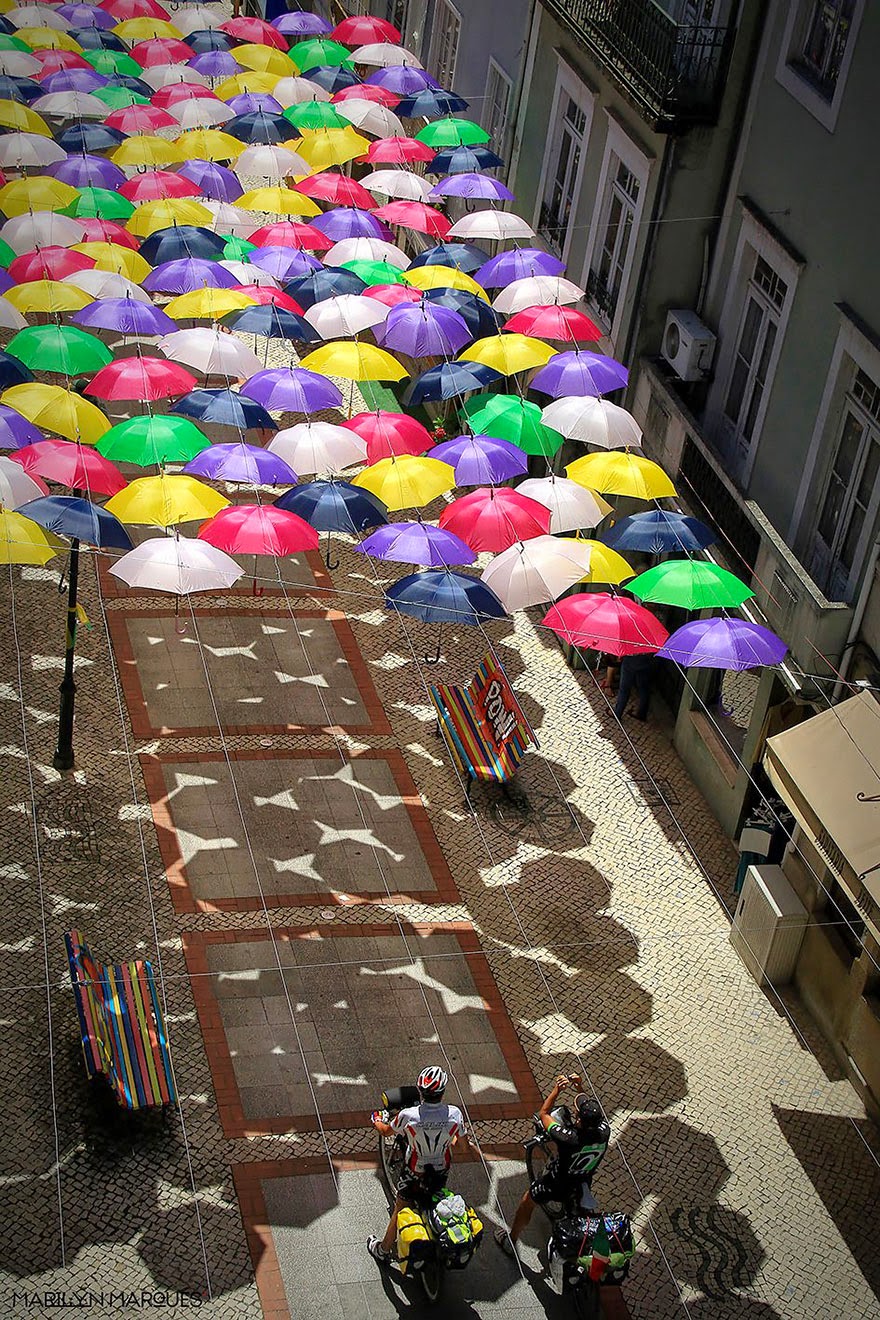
[483,57,513,161]
[427,0,461,88]
[775,0,865,134]
[532,55,595,264]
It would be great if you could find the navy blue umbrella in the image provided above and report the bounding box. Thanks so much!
[600,511,716,554]
[385,569,506,660]
[0,75,42,103]
[172,388,275,432]
[403,361,502,406]
[186,29,235,53]
[307,65,360,93]
[408,241,490,274]
[423,287,501,338]
[221,305,319,343]
[277,478,387,566]
[108,74,154,96]
[70,28,127,50]
[0,15,13,33]
[0,352,33,389]
[18,495,132,549]
[225,111,300,145]
[56,123,125,154]
[139,225,227,266]
[428,146,504,175]
[396,90,468,117]
[284,267,366,309]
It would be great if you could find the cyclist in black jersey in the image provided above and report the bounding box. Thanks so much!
[495,1074,610,1256]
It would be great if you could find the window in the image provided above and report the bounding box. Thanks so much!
[427,0,460,87]
[539,92,589,255]
[391,0,409,40]
[796,0,856,98]
[721,255,787,463]
[588,155,641,328]
[483,59,512,160]
[776,0,864,132]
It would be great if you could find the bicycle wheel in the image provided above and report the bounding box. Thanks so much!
[525,1143,566,1221]
[570,1280,600,1320]
[379,1132,405,1196]
[420,1254,442,1305]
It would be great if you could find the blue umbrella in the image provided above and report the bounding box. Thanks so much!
[71,28,127,51]
[307,65,359,93]
[247,245,321,282]
[477,247,565,287]
[221,304,318,343]
[178,160,242,203]
[187,29,235,53]
[423,287,501,338]
[403,360,501,405]
[56,123,125,153]
[428,146,504,175]
[42,70,108,94]
[0,352,33,389]
[409,241,490,274]
[284,267,366,309]
[139,225,227,266]
[385,568,506,661]
[276,478,387,567]
[600,510,716,554]
[172,388,275,432]
[0,76,42,104]
[109,74,153,96]
[18,495,132,549]
[396,90,468,116]
[225,111,300,145]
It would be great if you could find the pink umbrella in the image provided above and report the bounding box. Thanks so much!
[198,503,319,556]
[543,593,669,657]
[119,171,203,202]
[152,83,219,109]
[371,201,451,239]
[78,218,141,249]
[106,104,178,134]
[439,487,550,552]
[333,84,400,108]
[344,410,432,462]
[362,283,423,308]
[365,136,434,165]
[10,438,126,496]
[101,0,169,18]
[9,247,95,284]
[333,15,401,44]
[86,358,197,402]
[220,16,288,49]
[294,171,373,209]
[249,221,333,251]
[130,39,196,68]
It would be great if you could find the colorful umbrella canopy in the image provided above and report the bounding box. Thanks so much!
[463,394,564,458]
[275,477,386,533]
[376,299,470,357]
[0,401,42,449]
[11,436,125,494]
[303,292,388,339]
[241,366,342,413]
[459,332,556,375]
[506,305,602,343]
[6,277,93,314]
[478,249,566,288]
[439,486,551,552]
[97,413,208,466]
[416,117,489,148]
[269,421,365,476]
[344,410,432,462]
[448,211,535,241]
[600,510,715,554]
[429,173,513,202]
[0,505,61,563]
[72,294,175,336]
[657,617,787,670]
[17,493,132,549]
[0,453,48,507]
[158,327,262,379]
[428,145,504,175]
[531,350,629,398]
[385,569,506,626]
[299,340,405,382]
[3,380,108,442]
[481,535,593,611]
[198,503,317,555]
[173,386,274,431]
[541,396,642,449]
[356,520,474,569]
[566,451,676,500]
[575,540,635,586]
[543,593,669,658]
[516,476,612,534]
[105,472,229,527]
[7,323,111,374]
[432,434,527,487]
[109,534,244,593]
[86,356,196,401]
[629,560,754,610]
[353,454,454,511]
[403,360,500,406]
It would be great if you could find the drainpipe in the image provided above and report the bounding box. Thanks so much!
[832,537,880,702]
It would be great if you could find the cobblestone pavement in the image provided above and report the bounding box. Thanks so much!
[1,304,880,1320]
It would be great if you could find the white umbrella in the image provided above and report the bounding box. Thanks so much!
[140,65,209,90]
[158,328,263,379]
[515,476,612,534]
[492,276,587,314]
[199,199,259,237]
[334,100,404,138]
[233,143,310,180]
[352,42,423,67]
[32,92,107,120]
[0,50,41,77]
[0,455,47,508]
[0,131,66,169]
[448,211,536,241]
[0,296,27,330]
[173,5,226,35]
[218,259,279,288]
[1,211,86,253]
[361,169,433,201]
[8,5,70,29]
[304,294,390,339]
[62,270,153,302]
[481,535,592,611]
[170,98,234,130]
[110,536,243,595]
[270,76,331,107]
[269,422,367,475]
[541,398,642,450]
[324,237,410,270]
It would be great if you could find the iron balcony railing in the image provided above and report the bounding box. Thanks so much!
[540,0,735,129]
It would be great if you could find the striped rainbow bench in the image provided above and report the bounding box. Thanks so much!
[64,930,177,1111]
[429,651,536,798]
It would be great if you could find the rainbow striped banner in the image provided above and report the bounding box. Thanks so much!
[430,651,535,786]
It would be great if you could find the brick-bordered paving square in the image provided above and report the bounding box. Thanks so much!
[107,608,391,738]
[143,748,459,911]
[184,923,541,1138]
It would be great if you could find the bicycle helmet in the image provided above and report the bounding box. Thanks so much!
[575,1096,608,1134]
[417,1065,448,1098]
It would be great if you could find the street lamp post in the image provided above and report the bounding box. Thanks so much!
[53,536,80,772]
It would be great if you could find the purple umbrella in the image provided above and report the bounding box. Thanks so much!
[241,367,342,413]
[48,153,126,189]
[247,246,321,282]
[310,207,394,243]
[0,403,43,450]
[184,441,297,486]
[143,259,240,295]
[530,351,629,399]
[178,159,243,202]
[58,4,115,27]
[477,247,566,288]
[356,521,476,568]
[189,52,242,79]
[41,69,109,94]
[272,12,332,36]
[225,93,283,116]
[71,296,176,336]
[429,174,515,202]
[432,434,527,486]
[657,617,788,671]
[0,270,12,296]
[376,301,471,357]
[366,66,441,96]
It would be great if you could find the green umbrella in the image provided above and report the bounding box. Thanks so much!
[0,35,31,53]
[415,118,491,148]
[628,560,754,611]
[0,238,15,268]
[222,235,258,261]
[283,101,347,131]
[339,259,406,287]
[289,38,354,71]
[462,393,564,457]
[91,87,150,110]
[7,324,112,375]
[96,415,210,466]
[84,50,142,78]
[67,186,135,221]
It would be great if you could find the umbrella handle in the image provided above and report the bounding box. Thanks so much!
[324,531,339,571]
[424,624,442,665]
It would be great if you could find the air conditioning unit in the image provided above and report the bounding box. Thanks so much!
[661,309,716,381]
[729,864,808,987]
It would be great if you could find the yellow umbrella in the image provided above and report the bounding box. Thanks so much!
[574,540,634,586]
[111,135,181,169]
[6,279,93,314]
[164,288,257,320]
[300,342,406,382]
[0,98,51,137]
[17,28,83,52]
[402,264,490,303]
[566,451,677,500]
[459,333,557,375]
[353,456,455,512]
[172,129,244,162]
[236,187,320,217]
[215,72,280,100]
[73,241,151,283]
[105,474,229,528]
[0,508,62,566]
[0,176,78,217]
[295,127,369,172]
[3,382,109,444]
[232,43,292,76]
[113,18,183,40]
[127,198,213,238]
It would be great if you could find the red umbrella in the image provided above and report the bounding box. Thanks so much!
[439,488,550,552]
[9,247,96,284]
[248,221,333,251]
[106,104,177,133]
[237,286,303,313]
[372,201,451,239]
[151,84,219,109]
[219,17,288,50]
[333,15,401,44]
[294,172,374,209]
[78,218,141,249]
[364,136,435,165]
[505,306,603,343]
[542,593,669,657]
[333,84,400,108]
[130,38,195,68]
[34,51,91,77]
[100,0,168,18]
[198,504,319,556]
[119,171,202,202]
[344,410,432,463]
[11,439,126,497]
[363,284,423,308]
[85,358,197,402]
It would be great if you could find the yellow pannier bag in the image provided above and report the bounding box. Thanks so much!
[467,1206,484,1242]
[397,1206,430,1275]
